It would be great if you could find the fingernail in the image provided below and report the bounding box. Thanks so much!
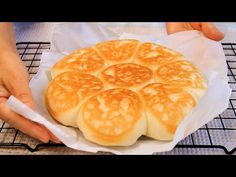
[38,133,50,143]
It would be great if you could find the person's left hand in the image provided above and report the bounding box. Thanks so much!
[166,22,224,41]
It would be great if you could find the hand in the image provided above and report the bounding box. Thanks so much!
[166,22,224,41]
[0,50,60,143]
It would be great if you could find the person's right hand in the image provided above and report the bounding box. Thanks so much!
[166,22,224,41]
[0,49,60,143]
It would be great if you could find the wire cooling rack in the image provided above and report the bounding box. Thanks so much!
[0,42,236,155]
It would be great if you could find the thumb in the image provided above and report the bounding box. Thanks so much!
[201,23,225,41]
[5,76,35,110]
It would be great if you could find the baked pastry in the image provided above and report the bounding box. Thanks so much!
[155,60,207,100]
[95,39,139,65]
[139,83,197,140]
[78,88,146,146]
[99,63,153,91]
[45,71,103,127]
[45,39,207,145]
[51,48,105,78]
[134,42,184,70]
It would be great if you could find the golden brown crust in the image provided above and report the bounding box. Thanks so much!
[134,42,184,69]
[95,39,139,64]
[100,63,153,88]
[155,60,207,89]
[51,48,105,78]
[45,71,103,125]
[78,88,145,145]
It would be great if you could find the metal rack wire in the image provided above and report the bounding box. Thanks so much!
[0,42,236,154]
[171,43,236,155]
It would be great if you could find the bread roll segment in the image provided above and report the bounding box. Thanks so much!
[45,39,207,146]
[45,81,80,127]
[77,88,146,146]
[134,42,185,70]
[99,63,153,91]
[45,71,104,127]
[94,39,140,65]
[155,60,207,100]
[139,83,197,140]
[51,48,105,78]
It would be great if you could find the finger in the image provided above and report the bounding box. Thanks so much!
[189,22,202,31]
[0,102,50,143]
[49,131,61,143]
[166,22,199,34]
[166,22,185,34]
[0,86,10,98]
[201,23,224,41]
[38,123,61,143]
[43,125,61,143]
[4,74,35,110]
